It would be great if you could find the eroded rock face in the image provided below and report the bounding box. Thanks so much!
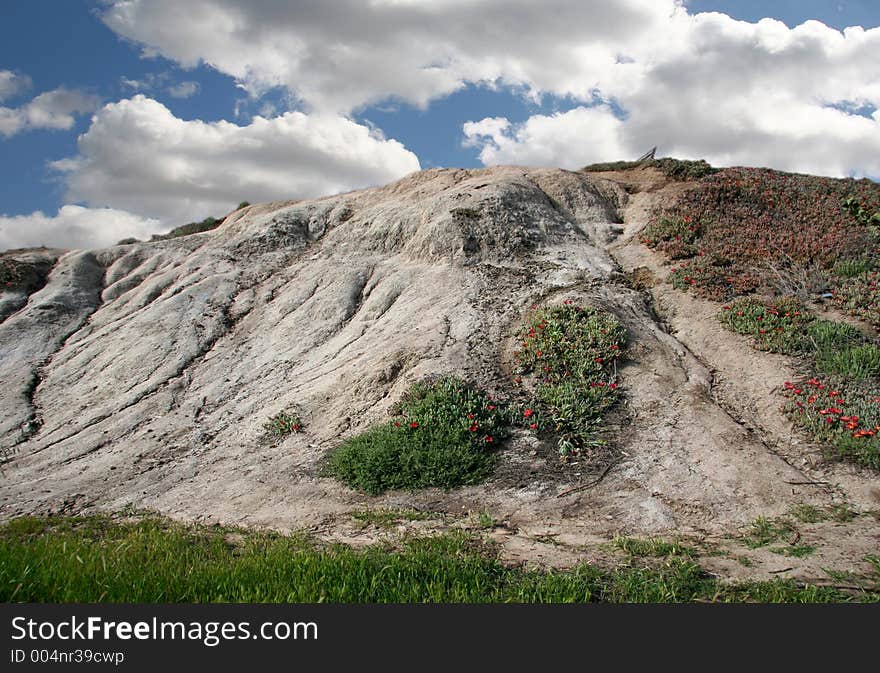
[0,166,876,579]
[0,167,624,511]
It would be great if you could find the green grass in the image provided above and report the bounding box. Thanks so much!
[744,516,797,548]
[326,377,510,495]
[835,258,875,278]
[815,343,880,380]
[788,503,825,524]
[613,536,695,558]
[2,515,875,603]
[770,545,816,559]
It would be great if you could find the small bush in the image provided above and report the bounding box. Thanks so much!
[327,377,509,495]
[264,411,304,436]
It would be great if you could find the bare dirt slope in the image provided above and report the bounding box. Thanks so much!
[1,166,877,582]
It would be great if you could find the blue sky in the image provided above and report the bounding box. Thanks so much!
[1,1,878,249]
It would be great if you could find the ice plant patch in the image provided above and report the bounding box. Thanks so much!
[513,302,627,460]
[783,377,880,470]
[644,167,880,302]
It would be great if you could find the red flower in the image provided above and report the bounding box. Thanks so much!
[484,436,493,443]
[529,423,538,430]
[410,421,419,429]
[487,405,496,411]
[469,424,479,432]
[523,409,534,418]
[394,421,401,427]
[594,357,603,363]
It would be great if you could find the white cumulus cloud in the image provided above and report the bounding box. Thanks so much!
[0,206,160,251]
[463,107,628,169]
[52,95,420,224]
[98,0,880,177]
[0,84,101,138]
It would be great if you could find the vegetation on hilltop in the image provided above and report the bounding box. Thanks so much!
[583,157,717,181]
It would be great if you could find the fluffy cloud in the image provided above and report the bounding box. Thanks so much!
[0,70,32,102]
[0,206,160,251]
[99,0,880,177]
[0,85,101,137]
[463,107,628,169]
[53,95,420,224]
[100,0,679,113]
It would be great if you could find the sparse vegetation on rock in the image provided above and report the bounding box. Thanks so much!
[513,302,626,459]
[583,157,716,181]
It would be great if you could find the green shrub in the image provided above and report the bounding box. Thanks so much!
[327,377,508,494]
[264,411,303,436]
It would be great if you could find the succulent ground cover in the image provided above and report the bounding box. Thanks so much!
[328,303,628,494]
[0,258,28,291]
[719,297,880,468]
[583,157,717,181]
[513,302,627,460]
[327,376,514,494]
[643,168,880,303]
[640,166,880,471]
